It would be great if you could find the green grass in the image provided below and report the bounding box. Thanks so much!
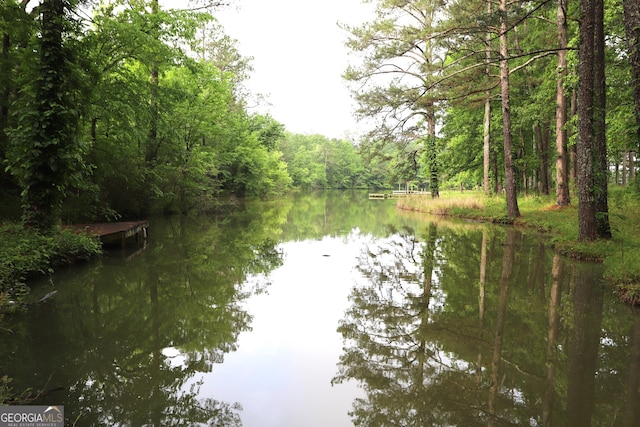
[397,187,640,305]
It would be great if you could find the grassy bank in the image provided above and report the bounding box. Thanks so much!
[396,187,640,305]
[0,224,103,310]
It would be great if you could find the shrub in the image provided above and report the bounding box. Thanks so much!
[0,224,55,295]
[0,223,101,305]
[54,229,102,265]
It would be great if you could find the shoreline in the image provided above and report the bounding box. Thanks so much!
[395,190,640,306]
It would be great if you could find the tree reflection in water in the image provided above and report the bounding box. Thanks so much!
[333,222,640,426]
[3,194,639,426]
[1,211,287,426]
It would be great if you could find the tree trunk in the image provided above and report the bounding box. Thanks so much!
[615,158,620,185]
[521,133,528,194]
[570,89,578,185]
[544,126,552,192]
[536,123,550,195]
[483,92,491,195]
[593,0,611,238]
[622,150,628,185]
[0,34,9,142]
[499,0,520,218]
[23,0,70,231]
[492,149,500,193]
[623,0,640,150]
[556,0,570,206]
[147,0,160,164]
[483,0,492,195]
[577,0,598,241]
[0,33,10,190]
[422,8,439,199]
[426,112,439,198]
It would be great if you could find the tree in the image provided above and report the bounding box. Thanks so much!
[424,134,439,196]
[577,0,597,241]
[1,1,36,210]
[0,0,306,222]
[248,114,285,151]
[146,0,160,165]
[197,20,253,101]
[483,0,493,195]
[555,0,570,206]
[7,0,87,231]
[577,0,610,240]
[623,0,640,151]
[342,0,443,197]
[593,0,610,238]
[498,0,520,218]
[276,133,368,190]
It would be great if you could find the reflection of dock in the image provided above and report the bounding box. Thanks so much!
[66,220,149,248]
[104,242,148,264]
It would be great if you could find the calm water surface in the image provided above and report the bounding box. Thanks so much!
[1,190,639,426]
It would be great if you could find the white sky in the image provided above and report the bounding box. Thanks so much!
[196,0,374,139]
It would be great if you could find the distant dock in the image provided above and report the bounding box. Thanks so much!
[65,220,149,248]
[368,193,390,200]
[368,190,430,199]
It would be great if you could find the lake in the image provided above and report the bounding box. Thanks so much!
[1,190,639,426]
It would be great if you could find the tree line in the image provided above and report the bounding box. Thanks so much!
[0,0,438,231]
[342,0,640,241]
[1,0,639,243]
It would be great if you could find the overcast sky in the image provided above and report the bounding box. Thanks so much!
[207,0,373,139]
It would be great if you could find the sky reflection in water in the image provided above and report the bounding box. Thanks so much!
[188,236,365,427]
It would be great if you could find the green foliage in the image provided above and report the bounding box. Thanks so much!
[0,223,101,301]
[277,133,373,189]
[423,134,439,196]
[249,114,286,151]
[601,185,640,303]
[0,0,635,243]
[54,229,103,264]
[5,0,89,231]
[0,0,299,222]
[0,224,55,294]
[629,175,640,198]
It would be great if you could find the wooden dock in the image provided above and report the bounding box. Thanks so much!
[369,190,431,199]
[368,193,390,200]
[65,220,149,248]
